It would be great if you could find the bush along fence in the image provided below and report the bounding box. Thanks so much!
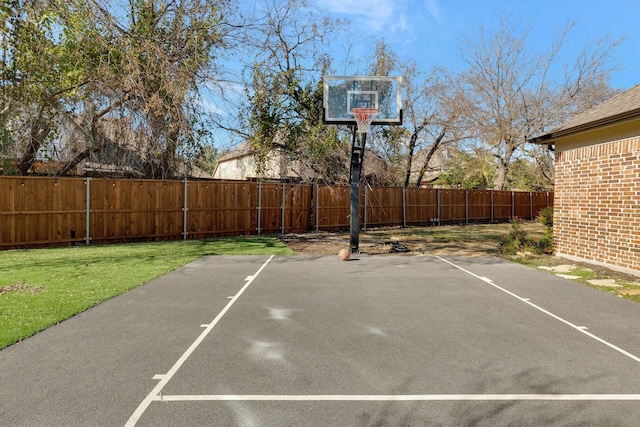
[0,176,553,249]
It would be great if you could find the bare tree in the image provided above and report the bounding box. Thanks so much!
[460,16,623,190]
[405,67,472,188]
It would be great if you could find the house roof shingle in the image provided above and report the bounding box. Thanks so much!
[530,84,640,143]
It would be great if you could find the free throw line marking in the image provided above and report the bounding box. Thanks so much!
[125,255,275,427]
[436,256,640,365]
[153,394,640,402]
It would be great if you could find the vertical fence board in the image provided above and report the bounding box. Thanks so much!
[365,187,404,228]
[439,189,466,224]
[259,182,281,234]
[467,190,492,223]
[285,184,312,233]
[186,180,214,237]
[513,191,532,219]
[492,191,512,221]
[316,185,351,231]
[404,188,437,225]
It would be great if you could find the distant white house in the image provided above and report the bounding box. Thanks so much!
[409,147,452,187]
[214,139,453,186]
[213,141,312,181]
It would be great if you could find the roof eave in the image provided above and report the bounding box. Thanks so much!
[529,108,640,144]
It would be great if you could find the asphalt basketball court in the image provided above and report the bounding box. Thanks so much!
[2,254,640,426]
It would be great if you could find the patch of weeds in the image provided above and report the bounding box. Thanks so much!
[498,210,553,256]
[570,267,599,281]
[498,217,530,255]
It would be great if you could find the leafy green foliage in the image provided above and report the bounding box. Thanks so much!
[534,206,554,254]
[537,206,554,229]
[195,145,219,175]
[1,0,231,178]
[435,151,495,189]
[506,158,554,191]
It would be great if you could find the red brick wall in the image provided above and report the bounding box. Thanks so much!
[555,137,640,275]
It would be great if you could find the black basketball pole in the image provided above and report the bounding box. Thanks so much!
[349,126,367,254]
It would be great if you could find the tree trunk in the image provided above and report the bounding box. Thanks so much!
[18,118,51,175]
[403,132,418,188]
[162,127,180,179]
[55,144,103,176]
[415,130,446,187]
[493,142,516,190]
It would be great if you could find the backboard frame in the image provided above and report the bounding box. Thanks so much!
[323,75,403,126]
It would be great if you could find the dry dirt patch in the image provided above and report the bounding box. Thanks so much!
[279,226,501,257]
[0,282,43,295]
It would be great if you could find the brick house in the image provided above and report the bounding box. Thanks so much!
[530,85,640,276]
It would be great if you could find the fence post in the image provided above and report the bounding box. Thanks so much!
[511,191,515,219]
[402,185,407,228]
[182,178,188,240]
[465,189,469,225]
[315,183,319,232]
[547,191,550,208]
[529,191,533,220]
[363,185,368,231]
[257,181,262,235]
[437,188,441,225]
[490,190,494,223]
[281,182,286,235]
[85,177,91,245]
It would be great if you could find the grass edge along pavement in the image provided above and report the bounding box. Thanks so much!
[0,236,294,350]
[3,222,640,350]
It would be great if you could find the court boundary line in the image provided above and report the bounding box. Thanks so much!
[153,394,640,402]
[436,256,640,365]
[125,255,275,427]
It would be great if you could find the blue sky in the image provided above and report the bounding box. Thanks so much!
[316,0,640,90]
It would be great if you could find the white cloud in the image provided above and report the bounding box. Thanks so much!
[425,0,443,23]
[317,0,398,31]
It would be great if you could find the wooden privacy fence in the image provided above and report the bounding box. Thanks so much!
[0,176,553,249]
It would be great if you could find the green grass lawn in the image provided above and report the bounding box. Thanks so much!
[0,237,293,349]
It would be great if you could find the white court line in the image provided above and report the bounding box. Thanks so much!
[436,256,640,365]
[155,394,640,402]
[125,255,275,427]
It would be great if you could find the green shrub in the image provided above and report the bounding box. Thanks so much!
[530,235,553,254]
[537,206,553,229]
[536,206,554,252]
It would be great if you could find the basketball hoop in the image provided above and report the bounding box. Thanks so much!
[350,108,378,133]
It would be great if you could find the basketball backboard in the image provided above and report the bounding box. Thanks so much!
[323,76,402,125]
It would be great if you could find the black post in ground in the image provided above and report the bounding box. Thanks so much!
[349,129,367,254]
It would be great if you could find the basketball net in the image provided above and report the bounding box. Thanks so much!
[351,108,378,133]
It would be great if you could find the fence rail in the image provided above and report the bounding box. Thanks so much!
[0,176,553,249]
